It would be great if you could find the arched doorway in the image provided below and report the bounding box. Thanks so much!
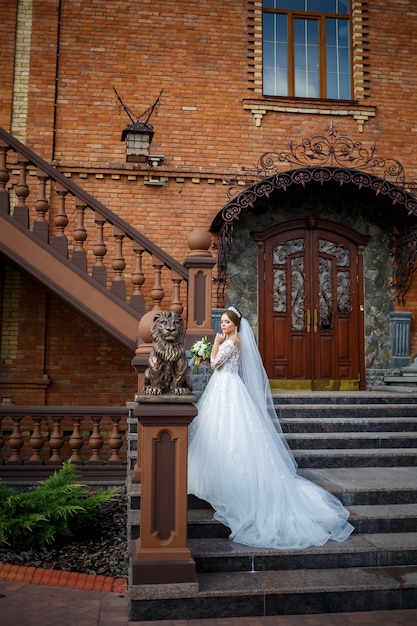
[254,216,369,391]
[210,132,417,390]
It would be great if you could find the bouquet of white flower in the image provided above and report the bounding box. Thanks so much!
[190,336,212,373]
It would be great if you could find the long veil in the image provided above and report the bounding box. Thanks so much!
[238,317,298,474]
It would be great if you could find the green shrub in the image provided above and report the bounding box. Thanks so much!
[0,461,122,548]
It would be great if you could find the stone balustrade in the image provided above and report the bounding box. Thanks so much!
[0,405,129,483]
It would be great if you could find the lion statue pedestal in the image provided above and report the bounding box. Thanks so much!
[132,310,198,586]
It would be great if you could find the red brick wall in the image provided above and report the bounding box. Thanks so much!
[15,1,417,253]
[0,264,49,404]
[3,0,417,401]
[17,1,417,173]
[45,296,136,406]
[0,0,17,130]
[0,261,136,406]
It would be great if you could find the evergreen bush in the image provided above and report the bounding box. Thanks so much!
[0,461,122,548]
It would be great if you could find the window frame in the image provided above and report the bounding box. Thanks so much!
[262,2,352,101]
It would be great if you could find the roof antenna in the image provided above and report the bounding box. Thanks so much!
[113,87,163,126]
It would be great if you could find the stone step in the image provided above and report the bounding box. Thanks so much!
[349,504,417,534]
[280,416,417,432]
[275,403,417,419]
[385,376,417,385]
[188,532,417,574]
[272,391,417,405]
[128,444,417,621]
[128,502,417,540]
[127,467,417,509]
[293,448,417,468]
[285,431,417,449]
[184,503,417,538]
[127,468,417,542]
[130,564,417,620]
[299,467,417,506]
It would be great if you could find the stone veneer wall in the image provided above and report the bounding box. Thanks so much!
[223,189,397,389]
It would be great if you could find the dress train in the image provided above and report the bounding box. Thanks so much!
[188,339,354,550]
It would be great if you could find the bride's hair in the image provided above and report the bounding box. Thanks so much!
[224,307,241,330]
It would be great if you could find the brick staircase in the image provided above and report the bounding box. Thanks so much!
[128,391,417,621]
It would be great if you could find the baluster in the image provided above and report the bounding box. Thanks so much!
[29,416,45,462]
[72,198,87,271]
[14,154,30,228]
[49,417,64,462]
[0,141,10,212]
[8,417,24,463]
[108,416,123,462]
[68,417,83,461]
[33,168,50,242]
[89,416,103,461]
[111,226,126,300]
[130,244,145,314]
[151,255,164,309]
[53,183,69,256]
[92,211,107,285]
[170,270,183,314]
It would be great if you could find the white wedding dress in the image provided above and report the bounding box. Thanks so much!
[188,337,354,550]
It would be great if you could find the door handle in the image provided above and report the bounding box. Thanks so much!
[313,309,318,333]
[306,309,311,333]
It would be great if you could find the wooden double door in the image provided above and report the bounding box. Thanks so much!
[256,218,369,391]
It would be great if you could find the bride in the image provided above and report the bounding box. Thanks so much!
[188,306,354,550]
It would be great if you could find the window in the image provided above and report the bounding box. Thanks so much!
[263,0,351,100]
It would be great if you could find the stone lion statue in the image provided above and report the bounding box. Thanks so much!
[142,310,192,396]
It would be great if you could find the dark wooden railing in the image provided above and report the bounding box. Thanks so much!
[0,129,217,485]
[0,127,188,319]
[0,406,129,484]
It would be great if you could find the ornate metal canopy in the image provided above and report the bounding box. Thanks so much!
[212,125,417,306]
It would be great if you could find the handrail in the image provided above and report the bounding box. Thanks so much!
[0,405,128,417]
[0,127,188,280]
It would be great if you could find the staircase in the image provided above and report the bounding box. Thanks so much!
[0,127,189,354]
[128,391,417,621]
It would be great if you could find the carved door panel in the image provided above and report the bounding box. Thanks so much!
[258,222,366,390]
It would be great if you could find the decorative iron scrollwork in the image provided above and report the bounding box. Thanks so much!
[214,125,417,307]
[223,124,414,201]
[391,225,417,304]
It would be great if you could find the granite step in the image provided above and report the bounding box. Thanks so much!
[188,532,417,573]
[272,391,417,405]
[130,564,417,620]
[130,473,417,620]
[285,431,417,450]
[127,468,417,540]
[185,503,417,538]
[349,504,417,534]
[128,397,417,620]
[293,448,417,468]
[300,467,417,506]
[280,416,417,433]
[275,403,417,419]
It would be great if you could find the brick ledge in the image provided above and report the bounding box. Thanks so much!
[0,562,126,593]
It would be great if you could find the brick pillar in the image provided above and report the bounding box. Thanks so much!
[131,398,198,585]
[184,230,216,348]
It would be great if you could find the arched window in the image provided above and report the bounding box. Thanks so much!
[263,0,351,100]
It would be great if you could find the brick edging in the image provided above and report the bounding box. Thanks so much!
[0,562,126,593]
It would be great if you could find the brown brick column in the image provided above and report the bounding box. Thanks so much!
[184,229,216,348]
[131,398,198,585]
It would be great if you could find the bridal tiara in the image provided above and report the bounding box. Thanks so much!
[228,305,242,319]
